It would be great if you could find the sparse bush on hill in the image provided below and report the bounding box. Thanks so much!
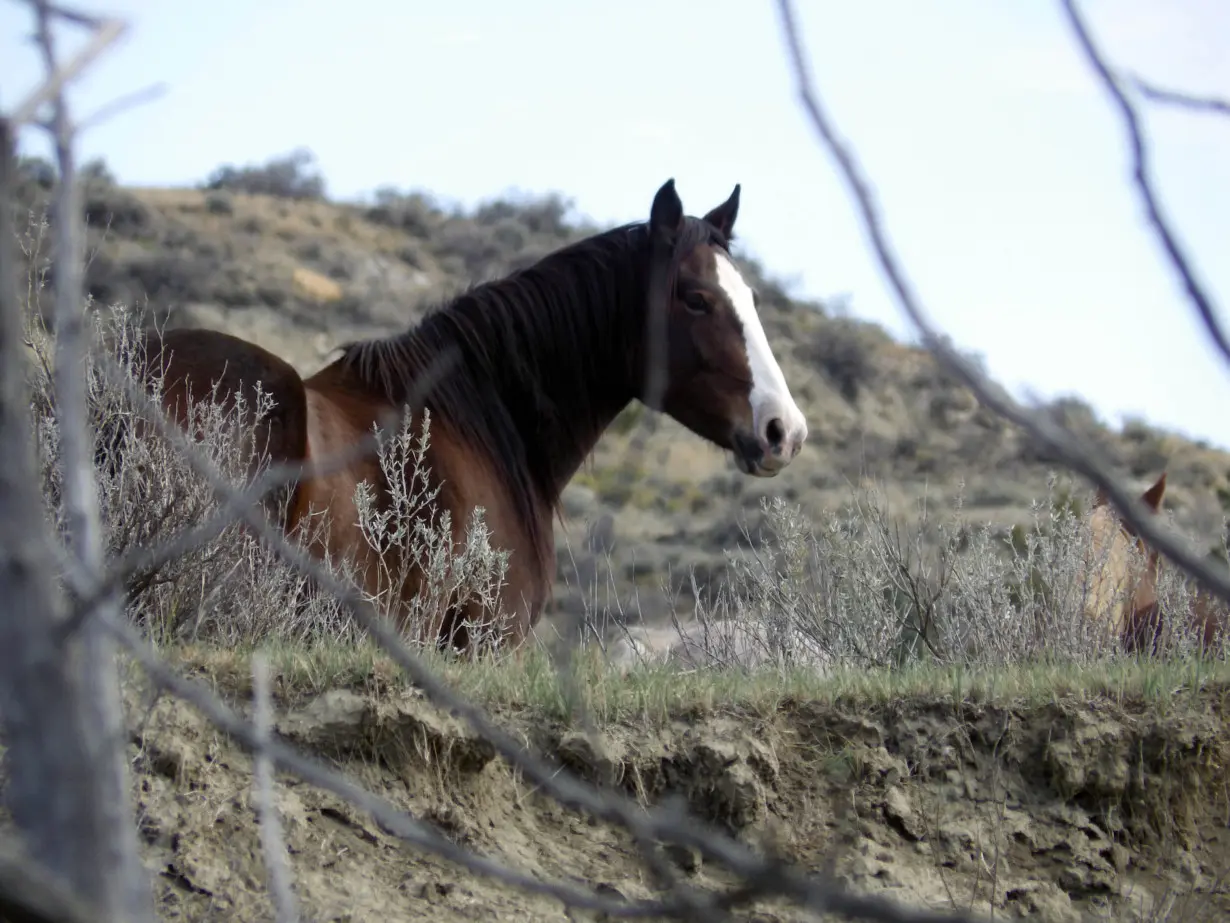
[473,190,579,238]
[13,153,128,216]
[651,478,1222,675]
[364,185,438,237]
[202,146,327,201]
[14,156,153,335]
[807,315,881,402]
[423,191,597,282]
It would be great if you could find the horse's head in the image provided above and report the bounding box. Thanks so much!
[639,178,808,477]
[1089,472,1167,570]
[1083,472,1167,646]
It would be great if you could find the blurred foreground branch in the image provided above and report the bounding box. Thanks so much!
[1131,77,1230,119]
[0,839,95,923]
[0,1,152,919]
[1056,0,1230,370]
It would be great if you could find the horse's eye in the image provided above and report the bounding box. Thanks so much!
[683,292,711,316]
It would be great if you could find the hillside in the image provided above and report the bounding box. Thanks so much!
[13,151,1230,627]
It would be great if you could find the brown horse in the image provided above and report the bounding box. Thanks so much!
[1082,472,1226,655]
[117,178,809,653]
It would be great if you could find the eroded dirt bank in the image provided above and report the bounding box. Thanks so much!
[125,681,1230,922]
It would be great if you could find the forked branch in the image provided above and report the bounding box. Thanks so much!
[1132,78,1230,118]
[1056,0,1230,370]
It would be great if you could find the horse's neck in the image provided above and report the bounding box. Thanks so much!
[465,243,647,507]
[539,393,636,503]
[502,319,640,507]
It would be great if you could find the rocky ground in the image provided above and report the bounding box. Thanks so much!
[131,667,1230,922]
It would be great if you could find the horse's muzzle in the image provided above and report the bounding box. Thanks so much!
[732,426,803,477]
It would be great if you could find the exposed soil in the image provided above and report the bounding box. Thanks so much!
[125,677,1230,922]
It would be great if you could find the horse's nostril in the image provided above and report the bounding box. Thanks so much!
[765,417,786,450]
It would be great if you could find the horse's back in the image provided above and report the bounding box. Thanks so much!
[137,326,309,467]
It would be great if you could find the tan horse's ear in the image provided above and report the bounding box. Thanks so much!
[1093,485,1111,509]
[1142,472,1167,512]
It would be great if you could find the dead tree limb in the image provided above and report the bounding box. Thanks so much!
[1132,77,1230,118]
[0,3,153,919]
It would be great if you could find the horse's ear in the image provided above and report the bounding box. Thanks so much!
[1142,472,1167,512]
[649,178,684,237]
[1093,485,1110,508]
[703,183,741,241]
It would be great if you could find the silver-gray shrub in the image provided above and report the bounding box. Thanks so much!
[25,288,510,652]
[705,476,1225,670]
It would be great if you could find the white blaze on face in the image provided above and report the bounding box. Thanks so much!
[713,252,808,461]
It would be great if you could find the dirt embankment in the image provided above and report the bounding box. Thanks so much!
[125,678,1230,922]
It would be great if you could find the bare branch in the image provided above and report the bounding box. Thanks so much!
[1132,75,1230,118]
[11,13,126,128]
[1057,0,1230,368]
[771,0,1230,608]
[251,652,300,923]
[76,81,168,134]
[23,3,153,918]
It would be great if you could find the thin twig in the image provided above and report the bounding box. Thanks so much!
[251,652,300,923]
[771,0,1230,608]
[1058,0,1230,368]
[1132,76,1230,118]
[76,81,169,134]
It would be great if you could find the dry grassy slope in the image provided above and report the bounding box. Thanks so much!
[36,178,1230,618]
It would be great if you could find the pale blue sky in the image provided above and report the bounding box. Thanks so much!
[4,1,1229,449]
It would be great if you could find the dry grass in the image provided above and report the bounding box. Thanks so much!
[162,636,1230,725]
